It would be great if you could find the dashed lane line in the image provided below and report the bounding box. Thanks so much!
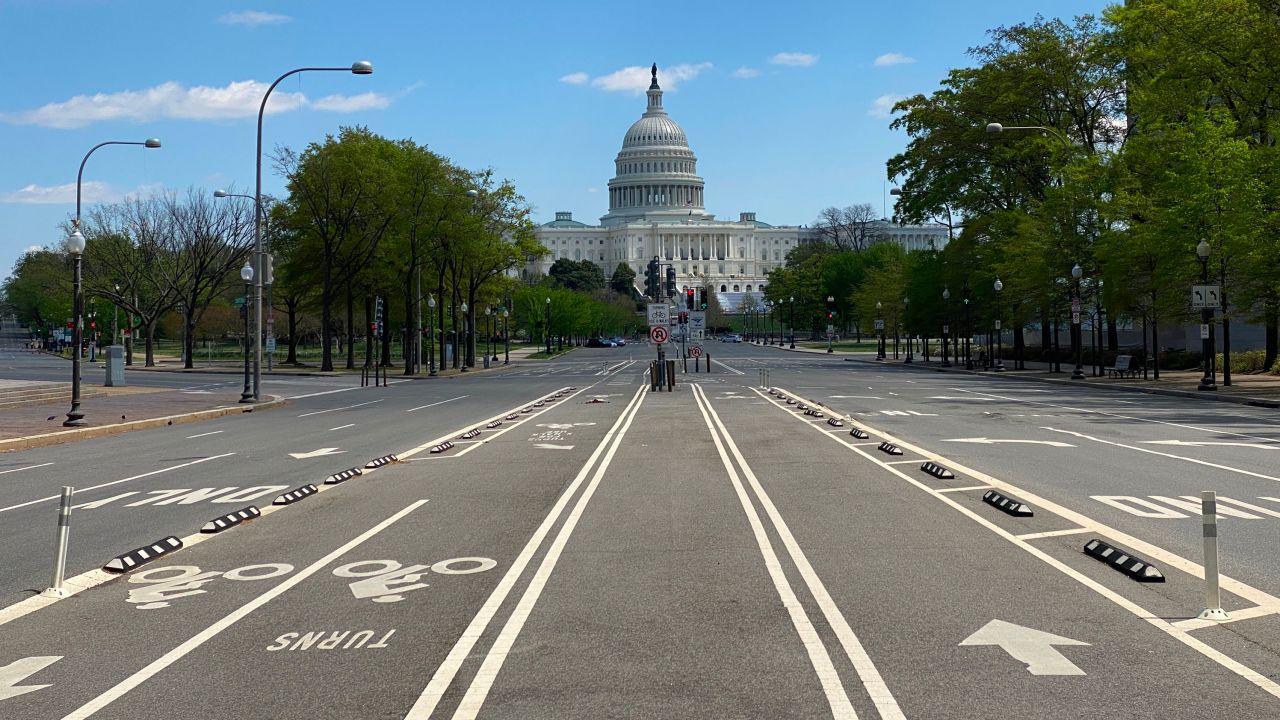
[296,398,383,418]
[406,395,468,413]
[0,454,236,515]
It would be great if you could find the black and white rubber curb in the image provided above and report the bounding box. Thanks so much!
[877,441,904,456]
[104,536,182,573]
[521,407,534,413]
[505,414,519,421]
[785,398,796,405]
[324,467,364,485]
[485,420,503,429]
[365,454,398,469]
[920,461,955,479]
[273,484,317,505]
[849,427,870,439]
[1084,538,1165,582]
[826,417,844,427]
[982,489,1034,517]
[803,408,825,418]
[458,428,482,440]
[201,506,261,533]
[429,441,455,454]
[534,400,546,407]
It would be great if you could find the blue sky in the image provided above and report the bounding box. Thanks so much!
[0,0,1112,278]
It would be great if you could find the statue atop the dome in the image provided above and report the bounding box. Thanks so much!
[650,62,659,89]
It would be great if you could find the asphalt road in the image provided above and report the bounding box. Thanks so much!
[2,340,1279,719]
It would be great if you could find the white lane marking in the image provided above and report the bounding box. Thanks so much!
[397,387,582,460]
[956,387,1280,444]
[184,431,223,439]
[447,387,648,720]
[287,448,344,459]
[0,462,54,476]
[1044,427,1280,484]
[959,620,1088,676]
[697,384,905,719]
[0,655,62,700]
[61,500,429,720]
[284,381,408,400]
[328,424,355,432]
[691,385,859,718]
[712,358,745,374]
[944,437,1074,448]
[296,399,383,418]
[766,386,1280,699]
[1173,604,1280,631]
[406,395,468,413]
[1143,439,1280,450]
[405,386,646,720]
[935,485,993,494]
[0,454,236,515]
[1015,528,1091,541]
[532,443,574,450]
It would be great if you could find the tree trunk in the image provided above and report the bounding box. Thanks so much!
[183,307,196,370]
[1013,326,1025,369]
[364,295,374,368]
[285,297,299,365]
[321,261,334,372]
[345,285,356,370]
[144,319,158,367]
[1107,316,1118,351]
[1265,298,1277,371]
[381,302,392,367]
[403,279,415,375]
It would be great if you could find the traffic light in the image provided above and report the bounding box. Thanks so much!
[665,267,676,298]
[685,287,694,310]
[644,258,659,298]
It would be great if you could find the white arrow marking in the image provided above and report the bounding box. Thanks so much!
[0,656,61,700]
[960,620,1088,676]
[1143,440,1279,450]
[928,396,995,401]
[828,395,883,399]
[944,437,1074,448]
[288,448,345,459]
[533,444,574,450]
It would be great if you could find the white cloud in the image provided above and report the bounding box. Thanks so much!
[586,187,599,193]
[769,52,818,67]
[590,63,712,94]
[218,10,291,27]
[0,181,112,205]
[0,181,166,205]
[1,80,390,129]
[868,94,905,119]
[731,67,760,79]
[310,92,391,112]
[559,72,589,85]
[874,52,915,67]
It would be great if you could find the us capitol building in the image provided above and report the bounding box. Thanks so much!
[530,64,946,310]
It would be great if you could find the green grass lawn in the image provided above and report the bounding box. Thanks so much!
[798,340,879,352]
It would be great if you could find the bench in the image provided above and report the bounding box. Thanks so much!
[1104,355,1140,379]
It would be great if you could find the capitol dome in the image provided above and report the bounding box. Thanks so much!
[601,64,709,226]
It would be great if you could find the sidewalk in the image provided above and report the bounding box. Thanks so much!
[0,384,285,452]
[753,340,1280,408]
[115,343,559,376]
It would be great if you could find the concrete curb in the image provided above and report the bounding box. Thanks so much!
[832,353,1280,409]
[0,394,287,453]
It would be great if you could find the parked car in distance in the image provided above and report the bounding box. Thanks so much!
[608,336,626,346]
[719,333,742,343]
[586,337,618,348]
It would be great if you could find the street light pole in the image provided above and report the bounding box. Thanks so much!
[903,297,913,363]
[827,295,835,353]
[545,297,552,355]
[252,61,372,400]
[993,278,1005,371]
[1071,263,1085,380]
[64,137,162,428]
[427,296,437,375]
[875,301,885,360]
[239,262,254,403]
[788,295,796,349]
[941,288,951,367]
[1197,239,1216,391]
[962,282,973,370]
[503,306,510,364]
[460,301,469,372]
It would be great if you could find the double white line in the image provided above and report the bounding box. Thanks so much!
[690,383,905,720]
[405,384,648,719]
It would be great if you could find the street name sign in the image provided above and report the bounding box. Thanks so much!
[647,303,669,326]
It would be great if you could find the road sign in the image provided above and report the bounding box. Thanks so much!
[647,303,669,326]
[994,320,1002,330]
[1191,284,1221,310]
[689,345,704,358]
[874,319,884,330]
[1072,312,1081,324]
[266,337,277,353]
[942,324,950,334]
[1071,298,1082,312]
[1200,323,1210,340]
[689,311,706,331]
[650,325,669,344]
[691,329,704,341]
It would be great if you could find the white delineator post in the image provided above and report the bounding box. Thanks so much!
[43,486,75,598]
[1198,490,1229,621]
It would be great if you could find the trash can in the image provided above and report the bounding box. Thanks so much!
[104,345,125,387]
[483,356,490,369]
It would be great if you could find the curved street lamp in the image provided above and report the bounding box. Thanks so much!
[64,138,162,427]
[993,278,1005,372]
[251,62,373,395]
